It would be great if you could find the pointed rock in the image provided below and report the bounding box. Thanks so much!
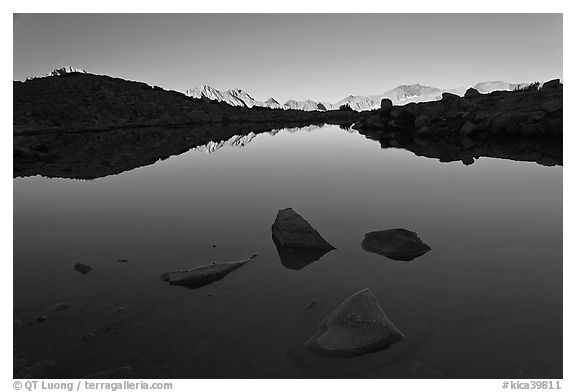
[361,229,431,261]
[306,288,404,357]
[161,254,257,289]
[271,208,335,250]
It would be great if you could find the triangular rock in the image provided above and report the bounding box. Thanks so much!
[306,288,404,357]
[271,208,335,250]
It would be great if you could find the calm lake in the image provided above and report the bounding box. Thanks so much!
[13,125,562,378]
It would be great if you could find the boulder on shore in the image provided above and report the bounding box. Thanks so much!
[271,208,335,250]
[380,98,393,111]
[161,254,257,289]
[305,288,404,357]
[464,88,482,98]
[361,229,431,261]
[541,79,561,90]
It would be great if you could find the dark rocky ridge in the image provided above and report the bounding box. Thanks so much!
[14,72,360,135]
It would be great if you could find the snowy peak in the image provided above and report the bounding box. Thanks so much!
[46,66,87,77]
[473,81,528,93]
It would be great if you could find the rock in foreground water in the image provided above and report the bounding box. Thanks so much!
[74,262,93,274]
[362,229,431,261]
[272,208,335,250]
[161,254,257,289]
[306,288,404,357]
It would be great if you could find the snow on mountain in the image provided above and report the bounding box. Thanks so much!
[46,67,88,77]
[473,81,528,93]
[186,81,530,112]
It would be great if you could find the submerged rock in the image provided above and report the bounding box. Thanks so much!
[271,208,335,250]
[52,302,72,312]
[161,254,257,289]
[306,288,404,357]
[84,365,133,379]
[361,229,431,261]
[74,262,93,274]
[305,299,320,310]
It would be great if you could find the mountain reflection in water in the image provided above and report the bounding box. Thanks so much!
[14,123,561,180]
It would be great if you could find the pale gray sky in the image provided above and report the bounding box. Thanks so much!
[13,14,562,103]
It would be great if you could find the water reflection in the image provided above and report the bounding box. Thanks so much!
[272,237,334,270]
[13,124,562,378]
[14,124,561,180]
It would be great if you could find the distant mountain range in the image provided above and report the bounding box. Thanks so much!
[37,67,531,112]
[186,81,530,112]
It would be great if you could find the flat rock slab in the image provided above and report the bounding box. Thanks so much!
[272,208,335,250]
[361,229,431,261]
[161,254,257,289]
[306,288,404,357]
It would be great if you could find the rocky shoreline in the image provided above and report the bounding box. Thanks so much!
[352,79,562,139]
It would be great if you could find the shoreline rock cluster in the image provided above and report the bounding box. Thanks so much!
[353,80,562,139]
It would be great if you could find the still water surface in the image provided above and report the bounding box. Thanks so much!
[13,125,562,378]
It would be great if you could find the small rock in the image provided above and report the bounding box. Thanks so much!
[459,121,478,136]
[362,229,431,261]
[84,365,133,379]
[52,303,72,312]
[380,98,393,110]
[212,244,217,248]
[74,262,93,274]
[464,88,482,98]
[305,299,320,310]
[461,157,475,166]
[116,259,128,263]
[35,315,48,323]
[305,288,404,357]
[271,208,335,250]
